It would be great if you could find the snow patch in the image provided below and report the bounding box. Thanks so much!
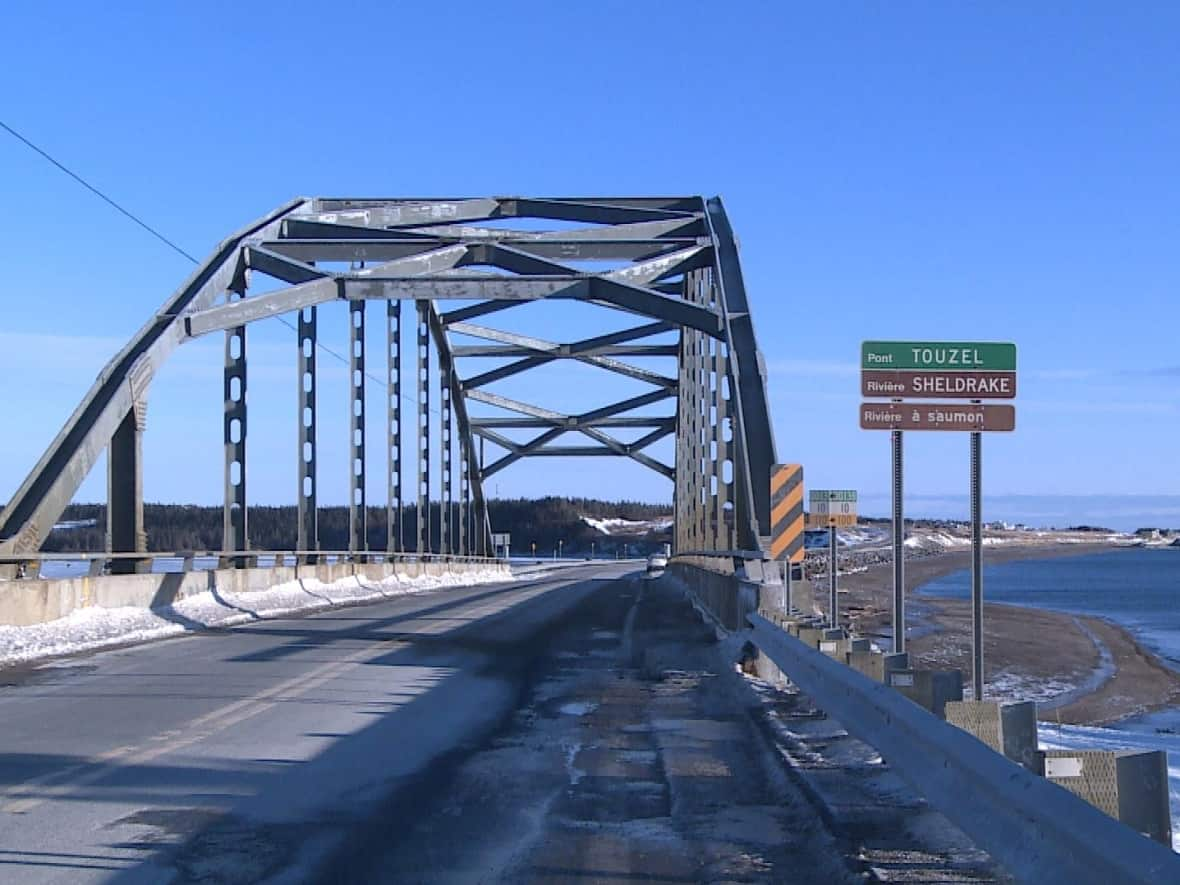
[558,701,598,717]
[0,567,511,668]
[581,515,673,536]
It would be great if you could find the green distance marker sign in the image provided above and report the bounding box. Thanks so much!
[862,341,1016,372]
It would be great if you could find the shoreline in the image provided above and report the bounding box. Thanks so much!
[827,543,1180,726]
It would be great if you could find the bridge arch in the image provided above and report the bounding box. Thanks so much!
[0,197,777,564]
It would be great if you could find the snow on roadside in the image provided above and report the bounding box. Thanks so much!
[0,567,511,668]
[1039,722,1180,853]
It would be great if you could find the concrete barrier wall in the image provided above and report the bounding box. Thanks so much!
[0,560,511,627]
[747,612,1180,885]
[667,561,761,632]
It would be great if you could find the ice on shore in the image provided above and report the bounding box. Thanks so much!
[0,567,512,667]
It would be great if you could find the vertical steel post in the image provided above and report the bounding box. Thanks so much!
[458,434,469,555]
[829,523,838,628]
[107,400,147,574]
[417,300,430,554]
[783,562,793,614]
[440,351,452,555]
[223,316,248,564]
[387,299,401,554]
[349,300,367,555]
[892,429,905,653]
[971,430,984,700]
[297,306,318,560]
[474,434,483,554]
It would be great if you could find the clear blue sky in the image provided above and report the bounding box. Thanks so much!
[1,2,1178,517]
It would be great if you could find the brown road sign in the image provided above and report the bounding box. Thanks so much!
[862,369,1016,400]
[770,463,805,563]
[860,403,1016,432]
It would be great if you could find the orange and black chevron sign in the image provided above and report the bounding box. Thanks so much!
[770,464,805,563]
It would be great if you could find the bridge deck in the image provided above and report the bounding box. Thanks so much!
[0,567,999,883]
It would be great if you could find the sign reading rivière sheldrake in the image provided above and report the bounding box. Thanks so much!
[861,341,1017,403]
[808,490,857,528]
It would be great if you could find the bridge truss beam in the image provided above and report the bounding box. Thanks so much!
[0,197,776,565]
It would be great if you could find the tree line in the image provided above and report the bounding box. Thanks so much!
[35,497,672,556]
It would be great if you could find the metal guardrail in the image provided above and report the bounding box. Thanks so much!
[747,611,1180,885]
[0,550,504,579]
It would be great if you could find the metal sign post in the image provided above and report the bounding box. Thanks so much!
[861,340,1016,697]
[783,560,793,614]
[770,463,805,615]
[970,428,983,700]
[808,489,856,629]
[892,429,905,654]
[828,524,838,628]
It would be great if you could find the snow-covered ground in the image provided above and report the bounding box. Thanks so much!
[1040,721,1180,852]
[0,567,511,668]
[580,515,672,535]
[896,527,1132,553]
[836,525,889,547]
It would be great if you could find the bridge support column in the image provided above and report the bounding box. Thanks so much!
[417,300,431,554]
[349,300,367,556]
[297,306,318,561]
[222,320,248,566]
[387,299,402,554]
[440,347,453,555]
[713,326,734,550]
[675,269,710,553]
[107,399,147,574]
[458,433,469,556]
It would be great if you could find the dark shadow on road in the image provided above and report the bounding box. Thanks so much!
[84,573,618,885]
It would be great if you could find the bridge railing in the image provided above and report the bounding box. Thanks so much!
[0,550,504,580]
[671,561,1180,884]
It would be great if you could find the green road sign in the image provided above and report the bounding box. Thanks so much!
[861,341,1016,372]
[809,490,857,502]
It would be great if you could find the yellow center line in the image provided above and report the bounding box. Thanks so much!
[1,577,556,815]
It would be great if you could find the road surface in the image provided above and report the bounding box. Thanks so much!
[0,564,627,883]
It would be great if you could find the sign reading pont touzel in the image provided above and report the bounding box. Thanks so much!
[861,341,1016,372]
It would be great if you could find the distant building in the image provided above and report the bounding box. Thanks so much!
[1134,528,1162,540]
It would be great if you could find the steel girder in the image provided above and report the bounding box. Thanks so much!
[0,197,777,561]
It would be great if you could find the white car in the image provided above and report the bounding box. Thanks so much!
[646,553,668,572]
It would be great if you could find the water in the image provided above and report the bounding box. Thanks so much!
[917,548,1180,670]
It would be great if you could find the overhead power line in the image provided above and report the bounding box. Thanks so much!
[0,116,411,398]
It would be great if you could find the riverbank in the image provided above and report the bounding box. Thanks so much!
[826,544,1180,725]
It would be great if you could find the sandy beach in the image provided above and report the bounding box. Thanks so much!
[811,544,1180,725]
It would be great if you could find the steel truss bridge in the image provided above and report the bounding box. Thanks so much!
[0,197,776,570]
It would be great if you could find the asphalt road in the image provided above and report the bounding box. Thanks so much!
[323,570,861,884]
[0,563,632,884]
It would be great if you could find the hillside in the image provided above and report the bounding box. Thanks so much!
[37,497,674,556]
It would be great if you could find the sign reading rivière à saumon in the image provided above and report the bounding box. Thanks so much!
[861,341,1016,372]
[808,490,857,528]
[860,402,1016,432]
